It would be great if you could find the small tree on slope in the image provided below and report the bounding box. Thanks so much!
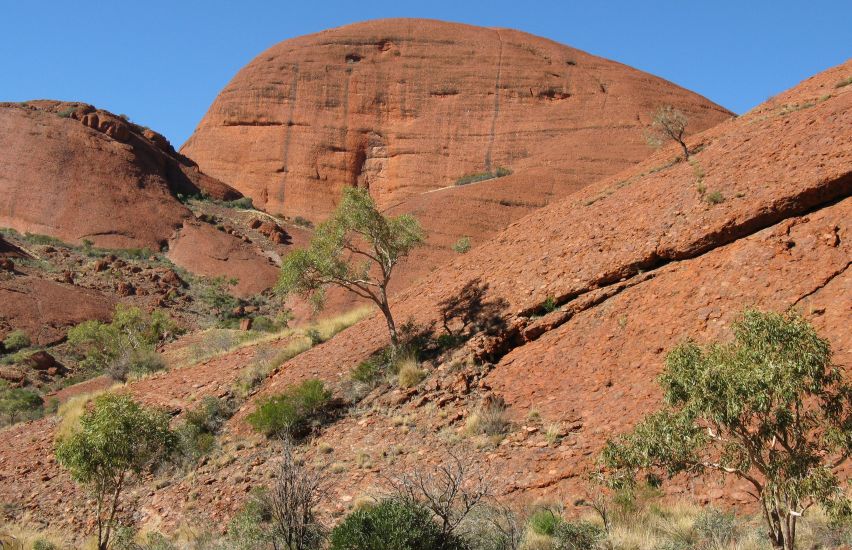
[277,187,425,347]
[600,309,852,550]
[646,105,690,160]
[55,394,176,550]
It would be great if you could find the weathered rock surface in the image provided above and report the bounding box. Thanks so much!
[182,18,731,225]
[167,222,280,297]
[0,101,241,249]
[0,276,114,345]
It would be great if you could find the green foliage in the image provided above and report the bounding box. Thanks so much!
[0,381,44,424]
[350,356,385,385]
[223,196,254,209]
[528,508,562,536]
[67,305,174,376]
[106,348,166,382]
[199,276,239,320]
[57,107,76,118]
[176,396,234,463]
[226,495,272,548]
[329,499,465,550]
[293,216,314,228]
[277,187,424,345]
[55,394,176,550]
[704,190,725,205]
[540,296,558,314]
[452,236,471,254]
[601,309,852,550]
[552,520,605,550]
[2,330,31,352]
[247,379,333,438]
[455,167,512,186]
[32,540,58,550]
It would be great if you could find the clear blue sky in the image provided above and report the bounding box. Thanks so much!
[3,1,849,147]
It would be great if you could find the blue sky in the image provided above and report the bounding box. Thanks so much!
[2,1,849,147]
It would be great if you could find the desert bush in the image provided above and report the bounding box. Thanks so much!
[646,105,690,159]
[329,498,465,550]
[67,304,175,374]
[350,357,383,385]
[704,190,725,204]
[2,330,30,352]
[106,348,166,382]
[465,398,511,437]
[692,508,737,548]
[223,196,254,209]
[176,396,235,463]
[552,520,604,550]
[453,236,472,254]
[528,508,563,536]
[835,76,852,88]
[457,504,523,550]
[247,379,333,438]
[32,540,58,550]
[293,216,314,228]
[262,440,326,549]
[199,276,239,320]
[397,357,426,388]
[0,381,44,423]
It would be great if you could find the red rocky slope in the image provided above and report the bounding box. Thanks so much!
[0,100,239,250]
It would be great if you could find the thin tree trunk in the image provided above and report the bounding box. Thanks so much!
[679,140,690,160]
[378,295,398,347]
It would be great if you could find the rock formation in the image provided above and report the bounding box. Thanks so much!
[182,18,731,226]
[0,101,240,250]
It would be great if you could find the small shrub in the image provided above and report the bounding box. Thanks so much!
[540,296,558,314]
[2,330,30,352]
[452,236,471,254]
[350,358,383,385]
[0,381,44,423]
[57,107,76,118]
[106,348,166,382]
[465,398,511,437]
[223,196,254,209]
[552,520,604,550]
[329,498,465,550]
[834,76,852,88]
[247,379,332,438]
[33,540,58,550]
[397,359,426,388]
[693,508,737,547]
[293,216,314,228]
[528,508,563,536]
[455,167,512,186]
[704,190,725,205]
[306,328,323,345]
[176,396,235,463]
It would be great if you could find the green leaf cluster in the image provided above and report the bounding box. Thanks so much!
[329,499,466,550]
[601,309,852,549]
[67,305,175,374]
[0,380,44,423]
[247,379,332,438]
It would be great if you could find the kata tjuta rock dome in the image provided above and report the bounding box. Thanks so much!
[182,18,732,223]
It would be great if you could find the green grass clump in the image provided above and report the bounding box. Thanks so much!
[247,379,333,438]
[834,76,852,88]
[452,236,471,254]
[455,166,512,186]
[2,330,31,352]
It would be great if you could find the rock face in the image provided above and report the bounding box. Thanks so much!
[166,222,281,297]
[0,101,241,249]
[0,276,114,345]
[182,18,731,224]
